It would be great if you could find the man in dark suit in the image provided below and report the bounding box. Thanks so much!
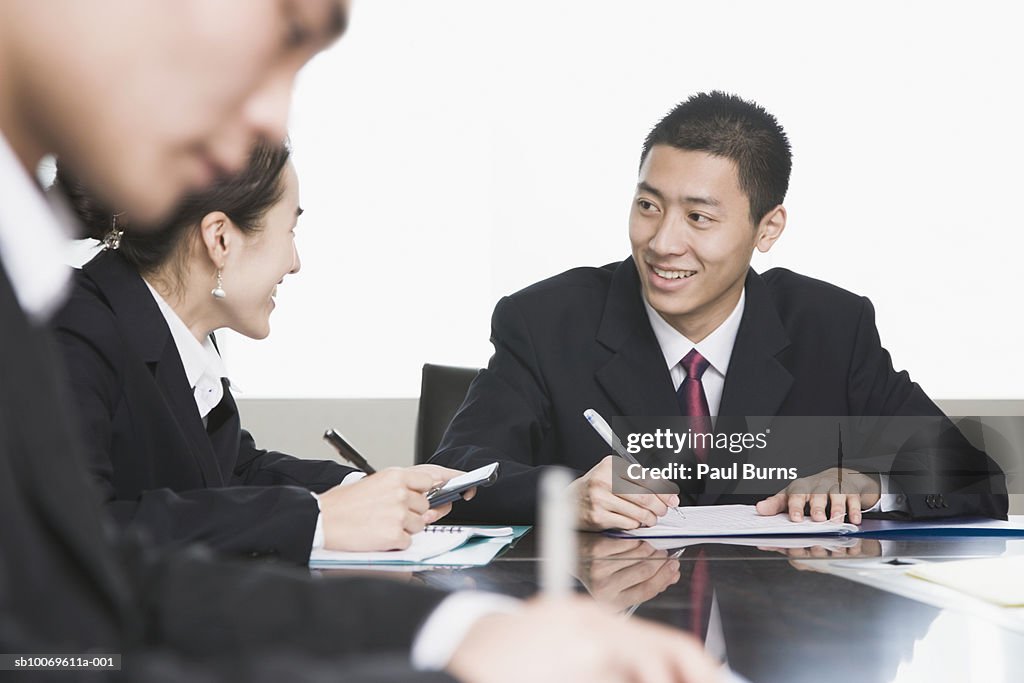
[0,2,719,681]
[432,91,1007,528]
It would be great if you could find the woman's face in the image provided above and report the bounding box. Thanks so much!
[219,161,302,339]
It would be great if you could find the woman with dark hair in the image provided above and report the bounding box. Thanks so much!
[50,141,467,564]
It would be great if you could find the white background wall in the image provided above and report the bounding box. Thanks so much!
[206,1,1020,400]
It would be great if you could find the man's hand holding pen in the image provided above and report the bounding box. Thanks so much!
[567,455,679,531]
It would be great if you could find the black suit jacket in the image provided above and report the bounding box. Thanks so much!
[50,249,358,564]
[0,258,455,680]
[432,259,1007,522]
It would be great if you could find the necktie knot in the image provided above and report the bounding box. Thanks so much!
[680,349,710,381]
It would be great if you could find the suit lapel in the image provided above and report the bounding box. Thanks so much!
[206,378,241,482]
[84,250,223,486]
[700,269,793,504]
[594,259,679,421]
[151,342,225,485]
[718,269,793,419]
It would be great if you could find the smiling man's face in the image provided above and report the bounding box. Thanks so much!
[629,144,782,342]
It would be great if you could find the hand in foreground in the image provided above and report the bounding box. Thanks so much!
[755,467,879,524]
[575,536,681,612]
[318,467,441,551]
[447,597,720,683]
[568,455,680,531]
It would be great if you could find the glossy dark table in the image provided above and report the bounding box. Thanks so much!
[324,532,1024,682]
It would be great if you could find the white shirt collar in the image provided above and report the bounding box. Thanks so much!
[643,289,746,377]
[0,130,73,322]
[142,279,229,419]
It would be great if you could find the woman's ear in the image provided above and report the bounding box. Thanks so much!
[198,211,232,268]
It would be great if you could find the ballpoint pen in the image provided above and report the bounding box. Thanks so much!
[323,428,377,474]
[584,409,682,523]
[583,408,642,466]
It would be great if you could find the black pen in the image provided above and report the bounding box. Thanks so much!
[323,428,377,474]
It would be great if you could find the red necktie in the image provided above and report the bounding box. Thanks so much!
[676,349,712,462]
[689,549,712,641]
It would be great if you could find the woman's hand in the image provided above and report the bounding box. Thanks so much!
[318,467,442,551]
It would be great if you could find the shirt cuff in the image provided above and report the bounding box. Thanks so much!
[341,471,367,485]
[309,474,364,554]
[863,474,909,513]
[309,492,325,551]
[411,592,521,671]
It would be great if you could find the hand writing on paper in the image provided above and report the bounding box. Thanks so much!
[755,467,880,524]
[568,455,680,531]
[574,535,681,612]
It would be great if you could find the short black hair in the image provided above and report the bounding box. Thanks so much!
[640,91,792,224]
[56,140,291,280]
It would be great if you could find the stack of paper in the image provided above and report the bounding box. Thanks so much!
[611,506,1024,539]
[310,525,514,567]
[614,504,857,538]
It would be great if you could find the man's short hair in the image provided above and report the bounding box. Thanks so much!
[640,91,792,224]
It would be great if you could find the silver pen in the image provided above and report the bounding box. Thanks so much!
[583,408,642,465]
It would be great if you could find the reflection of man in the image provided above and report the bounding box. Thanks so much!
[433,91,1007,528]
[0,2,719,681]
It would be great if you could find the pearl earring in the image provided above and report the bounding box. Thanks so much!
[211,270,226,299]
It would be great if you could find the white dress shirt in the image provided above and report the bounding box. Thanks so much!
[0,132,72,321]
[143,280,228,421]
[642,290,904,512]
[643,291,745,416]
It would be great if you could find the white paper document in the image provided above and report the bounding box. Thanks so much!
[614,504,858,538]
[642,535,862,552]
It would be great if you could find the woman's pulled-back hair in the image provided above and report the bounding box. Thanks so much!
[55,139,291,277]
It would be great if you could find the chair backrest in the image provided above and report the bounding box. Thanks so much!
[414,363,481,464]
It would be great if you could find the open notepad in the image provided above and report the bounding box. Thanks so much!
[310,526,515,567]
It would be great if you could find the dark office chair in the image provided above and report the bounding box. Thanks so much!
[414,363,481,464]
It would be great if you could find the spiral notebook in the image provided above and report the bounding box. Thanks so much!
[309,525,514,566]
